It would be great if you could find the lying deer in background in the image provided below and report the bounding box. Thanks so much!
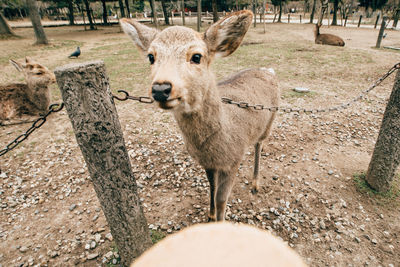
[121,11,280,221]
[314,24,345,46]
[0,57,56,123]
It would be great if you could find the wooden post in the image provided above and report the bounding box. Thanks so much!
[357,15,362,27]
[366,69,400,192]
[288,14,290,23]
[253,0,257,27]
[197,0,201,32]
[376,16,387,48]
[344,15,348,27]
[54,61,152,266]
[374,14,380,29]
[300,14,302,23]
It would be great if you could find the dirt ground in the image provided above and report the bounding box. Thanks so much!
[1,19,400,267]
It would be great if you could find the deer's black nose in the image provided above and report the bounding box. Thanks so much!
[152,82,172,102]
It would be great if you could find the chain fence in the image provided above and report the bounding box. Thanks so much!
[0,63,399,157]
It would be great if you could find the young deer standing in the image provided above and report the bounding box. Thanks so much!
[120,11,280,221]
[0,57,56,122]
[314,24,345,46]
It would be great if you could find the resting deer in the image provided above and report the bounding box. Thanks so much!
[314,24,345,46]
[0,57,56,123]
[132,222,307,267]
[120,10,280,221]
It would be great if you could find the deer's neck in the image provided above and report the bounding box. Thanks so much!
[27,83,51,111]
[174,84,223,150]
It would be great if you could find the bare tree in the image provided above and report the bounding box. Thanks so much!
[26,0,48,45]
[83,0,95,30]
[101,0,108,25]
[118,0,126,17]
[0,11,16,36]
[331,0,339,25]
[212,0,218,22]
[310,0,317,23]
[161,0,170,24]
[125,0,131,17]
[67,0,75,25]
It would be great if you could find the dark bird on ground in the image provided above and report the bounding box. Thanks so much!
[383,33,387,39]
[68,47,81,58]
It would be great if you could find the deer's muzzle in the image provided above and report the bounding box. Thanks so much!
[152,82,172,102]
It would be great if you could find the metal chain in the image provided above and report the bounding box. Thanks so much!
[0,103,64,157]
[1,63,399,157]
[222,62,400,114]
[112,90,154,103]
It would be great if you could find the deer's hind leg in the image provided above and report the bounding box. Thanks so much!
[206,169,217,222]
[251,142,262,194]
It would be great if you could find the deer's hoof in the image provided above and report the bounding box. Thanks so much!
[208,215,216,222]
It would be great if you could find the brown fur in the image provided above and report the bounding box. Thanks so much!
[0,57,56,122]
[131,223,307,267]
[121,11,280,221]
[314,24,345,46]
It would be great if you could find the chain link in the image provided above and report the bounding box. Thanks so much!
[222,62,400,113]
[0,103,64,157]
[112,90,154,104]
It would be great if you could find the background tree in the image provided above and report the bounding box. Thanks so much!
[125,0,131,16]
[101,0,108,25]
[160,0,170,24]
[310,0,317,23]
[118,0,126,17]
[0,11,16,36]
[212,0,218,22]
[26,0,49,44]
[67,0,75,25]
[330,0,339,25]
[271,0,286,22]
[82,0,95,29]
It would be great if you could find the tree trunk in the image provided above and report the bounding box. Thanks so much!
[318,0,328,26]
[181,0,185,25]
[55,61,153,266]
[149,0,158,28]
[26,0,48,45]
[375,17,387,48]
[0,12,16,36]
[212,0,218,22]
[366,69,400,192]
[101,0,108,25]
[67,0,75,25]
[197,0,201,32]
[125,0,131,17]
[161,0,169,25]
[83,0,95,30]
[118,0,126,17]
[331,0,338,25]
[393,3,400,28]
[278,1,282,22]
[310,0,316,23]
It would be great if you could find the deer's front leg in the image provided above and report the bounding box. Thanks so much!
[215,170,236,221]
[205,169,217,222]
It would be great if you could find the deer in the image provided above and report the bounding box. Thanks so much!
[132,222,307,267]
[120,10,280,222]
[314,24,345,46]
[0,57,56,124]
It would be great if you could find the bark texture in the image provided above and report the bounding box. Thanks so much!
[366,70,400,192]
[55,61,152,266]
[26,0,48,44]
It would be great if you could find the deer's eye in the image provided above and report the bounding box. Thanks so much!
[148,54,155,65]
[190,54,202,64]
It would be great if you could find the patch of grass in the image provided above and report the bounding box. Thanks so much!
[105,242,121,267]
[353,172,400,205]
[150,229,166,244]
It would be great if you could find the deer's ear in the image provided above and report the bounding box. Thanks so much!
[120,18,159,52]
[9,59,23,72]
[203,10,253,58]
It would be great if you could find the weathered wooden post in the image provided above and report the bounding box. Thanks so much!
[288,13,290,23]
[376,16,387,48]
[55,61,152,266]
[366,68,400,192]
